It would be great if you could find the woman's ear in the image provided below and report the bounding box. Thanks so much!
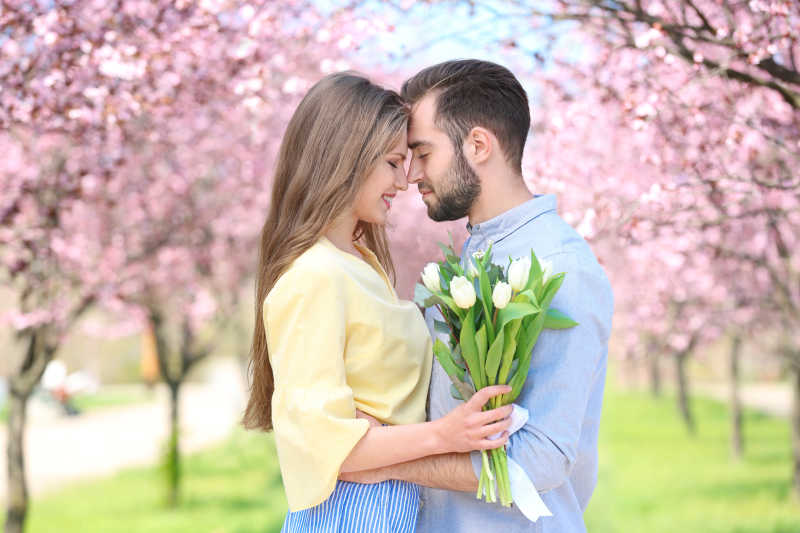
[464,126,492,165]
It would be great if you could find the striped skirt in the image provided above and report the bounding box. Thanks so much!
[281,480,419,533]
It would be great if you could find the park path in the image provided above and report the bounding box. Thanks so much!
[0,357,247,500]
[695,381,791,418]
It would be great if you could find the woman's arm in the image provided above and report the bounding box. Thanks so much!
[340,385,513,473]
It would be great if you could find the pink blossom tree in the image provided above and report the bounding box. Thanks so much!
[0,0,360,529]
[363,0,798,482]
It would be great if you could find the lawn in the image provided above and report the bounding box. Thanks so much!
[5,387,800,532]
[585,388,800,533]
[19,429,287,533]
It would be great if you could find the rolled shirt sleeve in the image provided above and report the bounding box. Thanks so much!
[471,251,613,492]
[265,265,370,511]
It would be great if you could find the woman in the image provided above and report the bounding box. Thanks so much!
[243,72,511,532]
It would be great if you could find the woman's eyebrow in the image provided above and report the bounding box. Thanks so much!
[390,152,407,160]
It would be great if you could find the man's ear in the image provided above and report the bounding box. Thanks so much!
[464,127,493,165]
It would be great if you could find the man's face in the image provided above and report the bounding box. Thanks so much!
[407,93,480,221]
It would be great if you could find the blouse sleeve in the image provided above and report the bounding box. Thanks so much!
[264,265,370,512]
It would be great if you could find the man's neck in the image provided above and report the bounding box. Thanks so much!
[468,172,534,227]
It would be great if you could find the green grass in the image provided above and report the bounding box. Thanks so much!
[18,429,287,533]
[70,388,155,412]
[4,388,800,533]
[585,388,800,533]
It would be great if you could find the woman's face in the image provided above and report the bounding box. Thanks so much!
[352,132,409,226]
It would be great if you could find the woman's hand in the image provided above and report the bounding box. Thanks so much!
[434,385,514,454]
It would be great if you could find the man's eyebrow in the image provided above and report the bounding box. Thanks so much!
[408,140,431,149]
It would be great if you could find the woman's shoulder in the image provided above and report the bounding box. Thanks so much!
[266,241,350,304]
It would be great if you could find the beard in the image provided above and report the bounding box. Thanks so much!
[426,148,481,222]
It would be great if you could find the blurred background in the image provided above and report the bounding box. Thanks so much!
[1,1,798,532]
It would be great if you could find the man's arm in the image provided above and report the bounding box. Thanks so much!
[344,410,479,491]
[502,251,613,491]
[339,453,478,492]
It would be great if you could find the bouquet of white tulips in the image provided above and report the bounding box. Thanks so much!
[415,243,578,507]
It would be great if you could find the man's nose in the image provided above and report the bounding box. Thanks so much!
[407,158,423,184]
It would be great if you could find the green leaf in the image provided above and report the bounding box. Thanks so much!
[481,242,495,269]
[543,308,579,329]
[475,323,488,374]
[502,312,547,404]
[449,377,476,402]
[413,283,432,308]
[540,273,565,310]
[437,242,459,264]
[432,339,465,381]
[459,307,484,390]
[496,302,540,332]
[496,320,521,385]
[484,328,504,385]
[450,383,463,401]
[421,293,463,319]
[433,319,451,335]
[512,288,538,306]
[478,265,495,343]
[451,344,465,366]
[524,250,543,293]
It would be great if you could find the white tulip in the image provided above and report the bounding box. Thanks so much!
[421,262,441,292]
[492,282,512,309]
[467,260,479,279]
[450,276,476,309]
[540,259,554,282]
[507,257,531,291]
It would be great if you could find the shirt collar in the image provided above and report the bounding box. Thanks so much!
[466,194,557,243]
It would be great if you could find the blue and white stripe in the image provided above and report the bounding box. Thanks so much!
[281,480,419,533]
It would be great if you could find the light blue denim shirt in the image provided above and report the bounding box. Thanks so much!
[418,194,614,533]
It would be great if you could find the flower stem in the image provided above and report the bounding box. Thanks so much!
[481,450,496,502]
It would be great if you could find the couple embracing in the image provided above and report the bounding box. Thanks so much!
[243,59,614,533]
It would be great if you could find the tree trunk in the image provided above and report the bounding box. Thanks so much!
[5,330,53,533]
[4,392,28,533]
[165,382,181,508]
[791,365,800,497]
[675,350,695,435]
[649,349,662,397]
[729,335,744,459]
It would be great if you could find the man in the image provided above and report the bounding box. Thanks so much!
[344,59,614,532]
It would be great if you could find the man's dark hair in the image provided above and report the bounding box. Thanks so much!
[401,59,530,172]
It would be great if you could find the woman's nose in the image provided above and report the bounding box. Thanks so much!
[394,169,408,191]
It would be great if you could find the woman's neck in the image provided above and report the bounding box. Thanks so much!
[324,211,361,257]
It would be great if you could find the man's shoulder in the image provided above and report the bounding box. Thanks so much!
[506,212,597,270]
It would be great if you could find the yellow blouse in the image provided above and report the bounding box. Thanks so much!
[264,237,433,511]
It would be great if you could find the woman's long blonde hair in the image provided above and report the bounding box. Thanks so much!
[243,72,408,432]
